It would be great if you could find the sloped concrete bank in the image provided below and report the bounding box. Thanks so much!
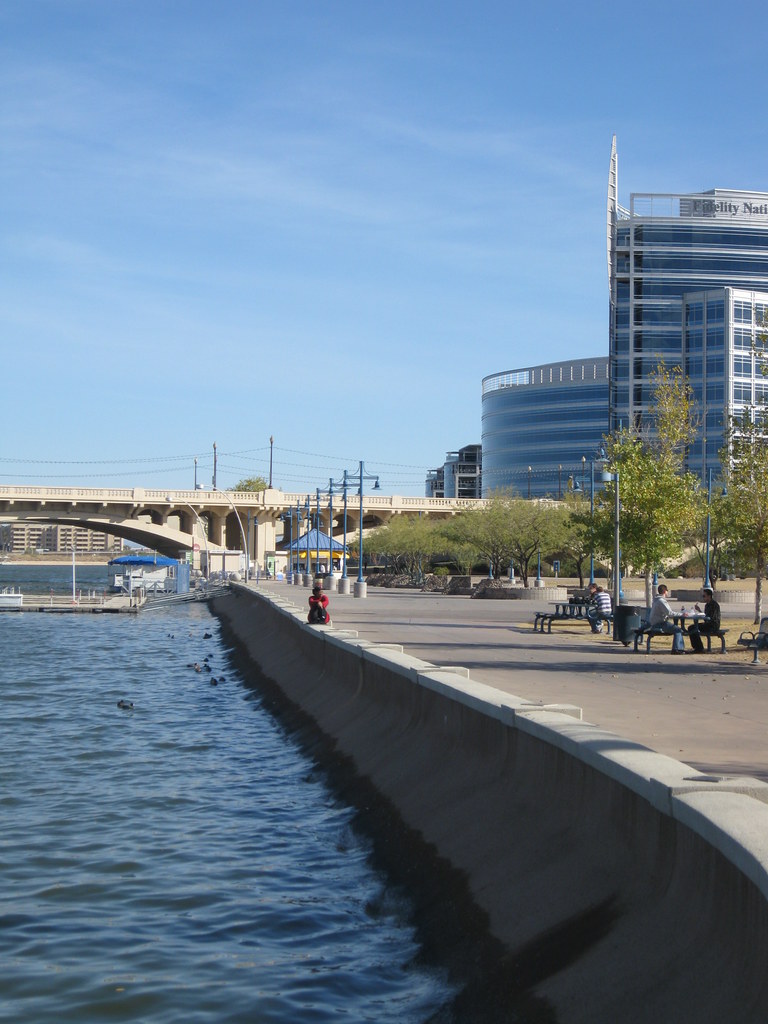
[212,585,768,1023]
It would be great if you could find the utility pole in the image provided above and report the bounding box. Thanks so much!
[269,436,274,488]
[212,442,217,490]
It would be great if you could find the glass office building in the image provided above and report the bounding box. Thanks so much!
[481,358,609,498]
[608,136,768,478]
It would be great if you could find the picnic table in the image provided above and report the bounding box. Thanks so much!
[534,600,594,634]
[633,611,728,654]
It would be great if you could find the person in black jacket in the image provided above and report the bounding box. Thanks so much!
[687,587,721,653]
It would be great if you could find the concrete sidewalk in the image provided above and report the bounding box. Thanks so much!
[259,582,768,782]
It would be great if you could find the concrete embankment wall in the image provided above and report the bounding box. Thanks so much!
[212,585,768,1023]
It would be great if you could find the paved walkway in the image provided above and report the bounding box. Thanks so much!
[258,582,768,781]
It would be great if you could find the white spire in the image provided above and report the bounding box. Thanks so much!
[607,134,618,293]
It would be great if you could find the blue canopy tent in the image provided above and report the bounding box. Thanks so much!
[108,555,178,567]
[282,528,346,573]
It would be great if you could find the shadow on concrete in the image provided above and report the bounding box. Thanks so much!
[688,759,768,783]
[401,636,760,680]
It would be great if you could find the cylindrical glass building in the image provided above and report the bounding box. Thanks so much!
[481,358,609,498]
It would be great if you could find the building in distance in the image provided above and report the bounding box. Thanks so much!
[425,444,482,498]
[1,523,122,556]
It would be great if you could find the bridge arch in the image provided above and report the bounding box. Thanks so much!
[134,507,165,527]
[2,509,203,560]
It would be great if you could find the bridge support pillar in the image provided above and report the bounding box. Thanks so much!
[209,514,227,547]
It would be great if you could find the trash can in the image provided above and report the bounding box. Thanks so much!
[614,605,642,646]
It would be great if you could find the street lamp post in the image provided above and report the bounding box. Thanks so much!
[269,436,274,488]
[558,464,562,500]
[342,461,380,598]
[341,473,349,582]
[281,511,291,582]
[329,470,352,592]
[527,465,532,500]
[285,505,300,583]
[317,478,340,591]
[315,488,321,576]
[218,489,250,582]
[167,496,210,581]
[294,501,302,584]
[588,445,608,586]
[589,458,595,584]
[704,471,727,589]
[705,467,713,589]
[302,495,311,584]
[612,468,621,638]
[327,479,336,579]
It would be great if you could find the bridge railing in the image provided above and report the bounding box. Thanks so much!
[0,486,488,513]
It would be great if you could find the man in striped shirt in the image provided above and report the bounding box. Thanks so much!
[588,584,612,633]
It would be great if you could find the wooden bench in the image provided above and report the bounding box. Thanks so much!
[737,618,768,663]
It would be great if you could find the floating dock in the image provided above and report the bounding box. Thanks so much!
[0,589,140,613]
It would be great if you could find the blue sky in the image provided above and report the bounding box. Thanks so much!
[4,0,768,495]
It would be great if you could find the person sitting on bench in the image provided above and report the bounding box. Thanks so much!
[649,584,685,652]
[587,583,612,633]
[307,583,330,624]
[688,587,721,653]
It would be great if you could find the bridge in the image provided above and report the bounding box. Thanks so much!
[0,485,486,568]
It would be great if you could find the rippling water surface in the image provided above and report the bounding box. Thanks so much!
[0,572,453,1022]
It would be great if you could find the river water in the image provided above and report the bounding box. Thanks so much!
[0,565,552,1023]
[0,565,460,1022]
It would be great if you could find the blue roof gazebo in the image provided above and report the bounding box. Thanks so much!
[282,528,346,568]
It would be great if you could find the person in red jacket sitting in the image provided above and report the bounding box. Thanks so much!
[307,584,330,624]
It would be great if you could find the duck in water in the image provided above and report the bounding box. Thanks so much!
[117,699,134,711]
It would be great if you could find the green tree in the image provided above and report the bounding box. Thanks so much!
[365,515,438,580]
[506,499,560,585]
[435,519,482,577]
[722,409,768,622]
[230,476,267,492]
[588,364,702,606]
[453,492,553,584]
[554,489,593,588]
[683,487,731,586]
